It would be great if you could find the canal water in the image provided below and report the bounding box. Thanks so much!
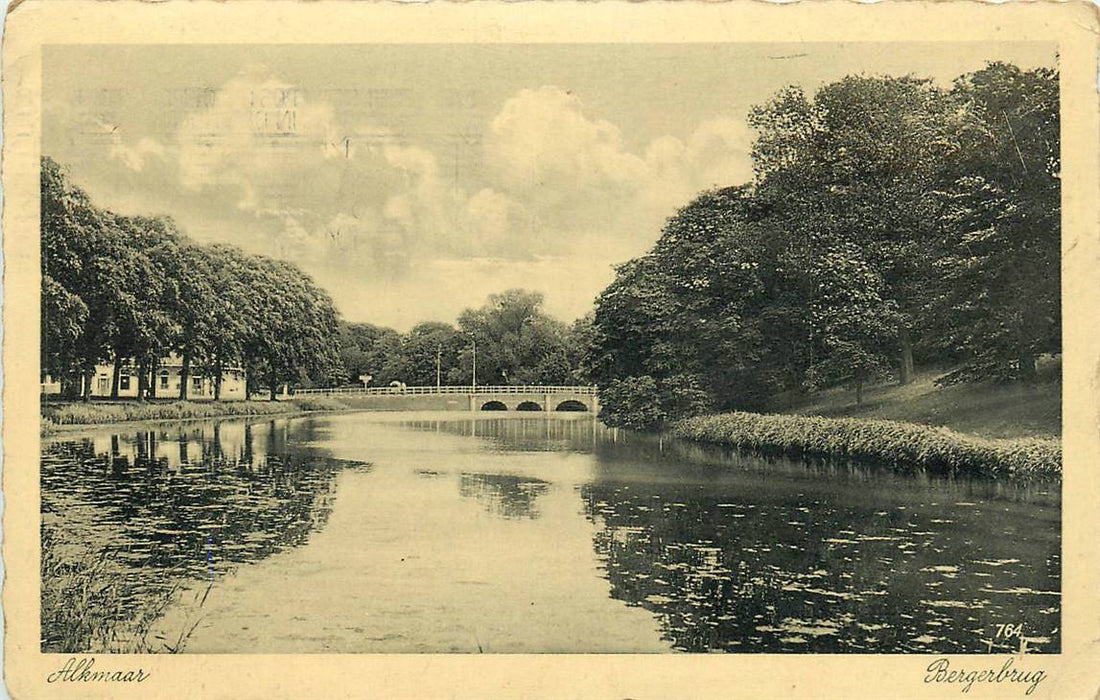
[41,412,1060,654]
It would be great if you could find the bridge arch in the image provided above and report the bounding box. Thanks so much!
[554,399,589,412]
[516,401,543,412]
[480,400,508,411]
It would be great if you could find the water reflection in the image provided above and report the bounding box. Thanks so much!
[41,418,369,648]
[459,473,551,519]
[402,415,600,452]
[578,472,1059,653]
[42,412,1060,655]
[411,415,1060,653]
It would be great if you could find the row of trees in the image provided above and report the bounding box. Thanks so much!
[585,62,1060,427]
[42,156,586,401]
[337,289,587,388]
[42,157,343,401]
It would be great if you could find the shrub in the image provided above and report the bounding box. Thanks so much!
[42,400,304,428]
[599,376,666,430]
[672,411,1061,480]
[600,374,713,430]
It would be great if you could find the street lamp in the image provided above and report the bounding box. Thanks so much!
[471,340,477,392]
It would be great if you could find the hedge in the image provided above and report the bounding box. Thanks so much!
[671,411,1061,480]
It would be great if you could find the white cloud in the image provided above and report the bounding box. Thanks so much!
[174,71,343,200]
[109,136,166,172]
[485,86,649,195]
[481,86,755,264]
[68,74,756,327]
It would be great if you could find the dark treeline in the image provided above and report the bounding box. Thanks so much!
[336,289,588,387]
[42,157,343,401]
[584,62,1060,429]
[42,161,585,399]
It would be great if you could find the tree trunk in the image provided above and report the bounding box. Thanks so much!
[1018,352,1037,382]
[898,327,914,385]
[179,352,190,401]
[82,364,94,402]
[856,379,864,406]
[61,373,79,400]
[213,356,223,401]
[268,357,278,401]
[137,358,148,402]
[148,356,159,399]
[110,352,123,400]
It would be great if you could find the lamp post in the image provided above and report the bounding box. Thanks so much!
[472,340,477,392]
[436,344,442,392]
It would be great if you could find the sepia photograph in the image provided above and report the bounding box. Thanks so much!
[35,40,1063,657]
[5,2,1099,698]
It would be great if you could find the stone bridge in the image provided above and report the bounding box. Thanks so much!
[294,385,599,413]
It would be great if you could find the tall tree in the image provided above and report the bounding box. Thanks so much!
[199,245,253,400]
[43,156,351,403]
[241,257,343,400]
[110,215,183,400]
[172,244,219,400]
[588,187,784,413]
[453,289,573,386]
[402,322,460,387]
[749,75,958,384]
[41,157,118,400]
[931,63,1060,381]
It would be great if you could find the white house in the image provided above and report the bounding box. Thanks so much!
[42,354,248,401]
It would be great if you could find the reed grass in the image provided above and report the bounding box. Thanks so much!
[40,527,203,653]
[671,411,1061,480]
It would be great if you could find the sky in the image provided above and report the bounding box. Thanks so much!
[43,43,1056,331]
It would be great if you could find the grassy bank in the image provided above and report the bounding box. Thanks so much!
[770,364,1060,440]
[41,397,348,433]
[672,412,1061,480]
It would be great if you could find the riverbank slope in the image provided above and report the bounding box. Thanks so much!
[676,367,1061,480]
[769,365,1060,440]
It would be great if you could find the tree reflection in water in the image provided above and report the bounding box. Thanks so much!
[459,473,550,519]
[41,418,371,635]
[580,478,1060,653]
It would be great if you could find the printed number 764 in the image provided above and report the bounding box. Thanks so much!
[995,623,1023,640]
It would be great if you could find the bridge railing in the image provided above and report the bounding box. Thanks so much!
[293,385,598,396]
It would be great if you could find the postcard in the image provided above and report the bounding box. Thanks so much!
[3,1,1099,697]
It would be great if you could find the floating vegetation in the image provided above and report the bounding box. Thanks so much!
[580,475,1060,654]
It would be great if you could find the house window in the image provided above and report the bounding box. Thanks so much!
[159,371,169,389]
[192,377,203,393]
[119,374,131,391]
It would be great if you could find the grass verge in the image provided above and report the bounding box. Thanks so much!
[672,411,1061,480]
[770,364,1060,440]
[40,399,341,434]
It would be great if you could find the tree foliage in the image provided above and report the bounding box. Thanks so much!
[587,62,1060,427]
[334,289,579,388]
[41,157,342,400]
